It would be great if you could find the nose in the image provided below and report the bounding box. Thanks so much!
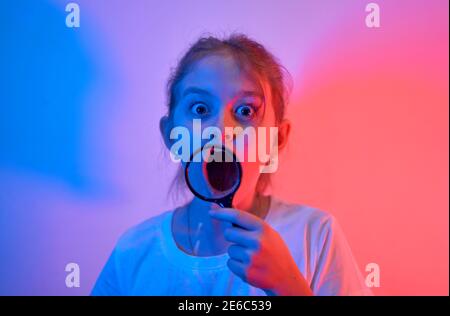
[215,104,236,144]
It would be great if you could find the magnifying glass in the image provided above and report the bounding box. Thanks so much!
[184,144,242,208]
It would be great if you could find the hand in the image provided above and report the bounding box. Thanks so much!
[209,208,313,296]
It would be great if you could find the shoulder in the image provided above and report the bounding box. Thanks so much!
[268,196,345,252]
[269,196,336,234]
[113,210,173,254]
[91,210,174,295]
[268,197,371,295]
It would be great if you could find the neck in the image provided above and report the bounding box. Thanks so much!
[185,193,271,256]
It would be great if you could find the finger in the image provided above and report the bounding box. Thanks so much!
[224,226,260,249]
[227,259,247,282]
[209,208,263,231]
[227,244,252,264]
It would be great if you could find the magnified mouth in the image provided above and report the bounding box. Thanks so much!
[205,146,239,192]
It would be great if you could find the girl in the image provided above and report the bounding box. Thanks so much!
[92,34,371,296]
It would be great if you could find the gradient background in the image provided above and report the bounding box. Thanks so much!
[0,0,448,295]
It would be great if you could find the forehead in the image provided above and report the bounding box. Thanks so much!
[177,54,263,99]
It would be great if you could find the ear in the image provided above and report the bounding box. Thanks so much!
[277,119,291,152]
[159,115,173,150]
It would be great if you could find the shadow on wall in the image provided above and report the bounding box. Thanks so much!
[0,0,122,295]
[0,0,110,192]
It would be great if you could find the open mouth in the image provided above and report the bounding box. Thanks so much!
[205,146,239,192]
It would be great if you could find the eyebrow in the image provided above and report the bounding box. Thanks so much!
[182,87,214,98]
[236,90,264,100]
[182,86,263,100]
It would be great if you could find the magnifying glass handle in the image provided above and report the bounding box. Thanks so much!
[217,193,235,208]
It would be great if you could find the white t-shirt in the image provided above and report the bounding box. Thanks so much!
[91,196,372,296]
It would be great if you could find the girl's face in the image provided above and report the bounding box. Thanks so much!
[164,54,282,209]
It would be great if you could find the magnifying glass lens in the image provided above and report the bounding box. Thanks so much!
[184,145,241,207]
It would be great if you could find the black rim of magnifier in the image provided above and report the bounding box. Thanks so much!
[184,144,242,208]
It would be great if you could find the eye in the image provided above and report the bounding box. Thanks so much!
[234,104,256,121]
[190,102,209,116]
